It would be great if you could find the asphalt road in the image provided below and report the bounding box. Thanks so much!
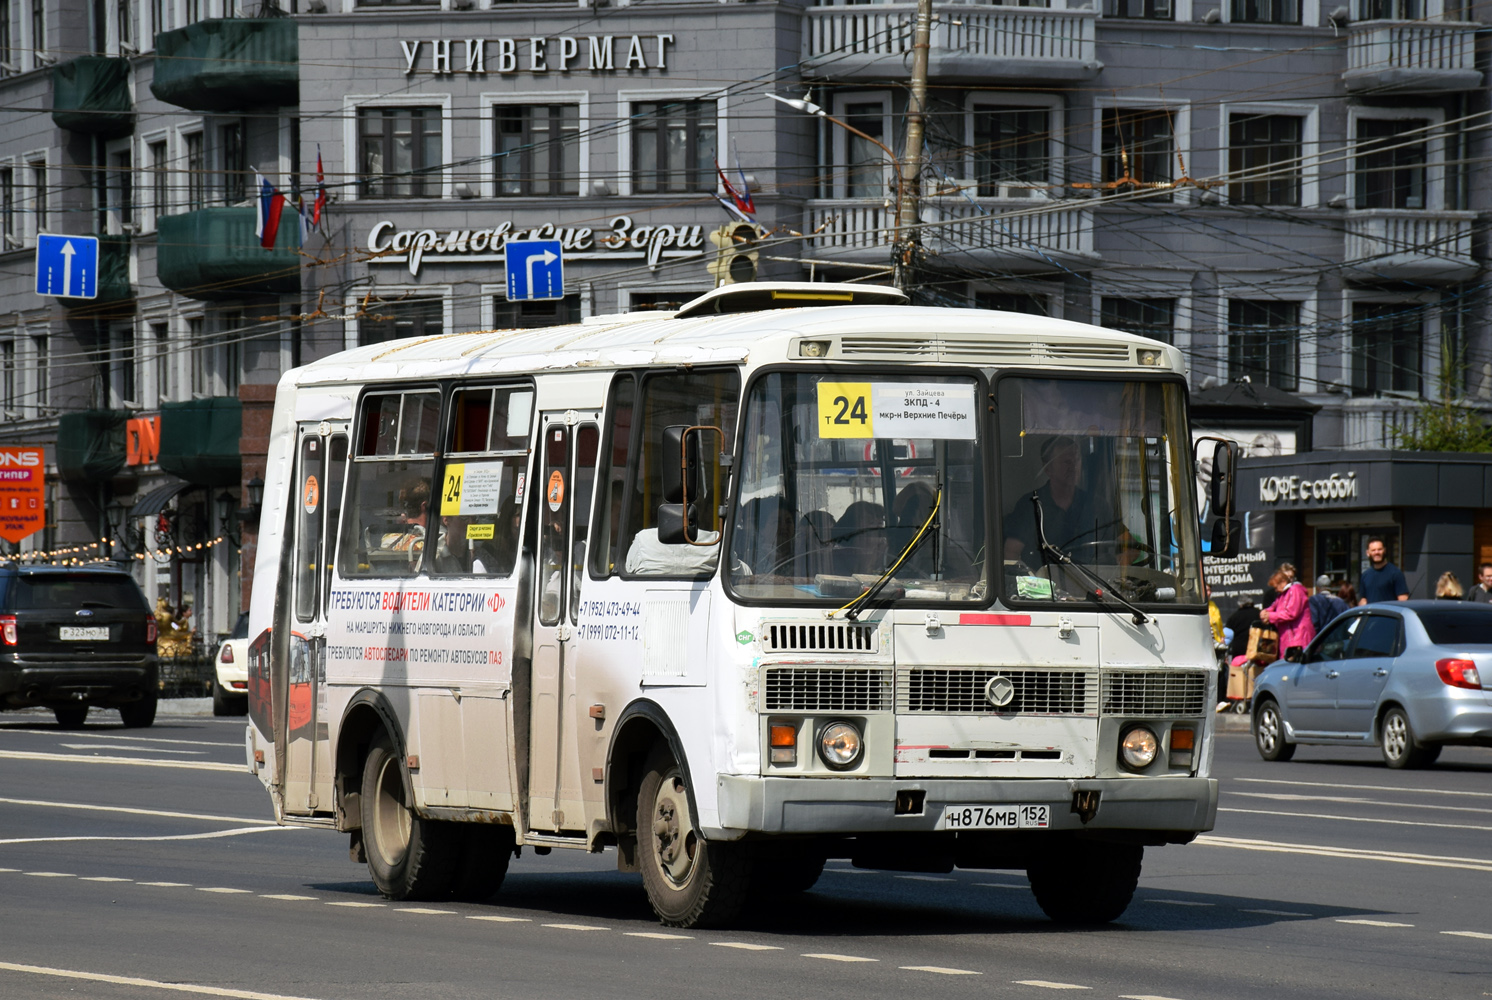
[0,709,1489,1000]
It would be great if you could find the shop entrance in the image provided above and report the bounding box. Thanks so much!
[1314,524,1400,594]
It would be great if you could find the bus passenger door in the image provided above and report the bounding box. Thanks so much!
[281,422,348,815]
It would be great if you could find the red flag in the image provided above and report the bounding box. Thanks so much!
[260,188,286,249]
[313,144,327,228]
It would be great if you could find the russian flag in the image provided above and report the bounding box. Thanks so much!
[256,172,285,249]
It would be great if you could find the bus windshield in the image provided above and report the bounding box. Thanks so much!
[728,372,987,604]
[997,376,1203,608]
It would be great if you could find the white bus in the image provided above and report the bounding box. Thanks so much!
[246,282,1239,928]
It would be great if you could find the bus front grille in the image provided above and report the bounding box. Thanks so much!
[1101,671,1209,717]
[896,667,1096,716]
[763,622,880,654]
[763,667,893,712]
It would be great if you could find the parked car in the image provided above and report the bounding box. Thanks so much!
[0,564,158,728]
[213,612,250,717]
[1252,601,1492,768]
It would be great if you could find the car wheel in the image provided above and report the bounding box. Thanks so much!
[212,681,247,717]
[1253,698,1295,762]
[53,706,88,729]
[359,731,458,900]
[119,694,157,729]
[1380,707,1435,769]
[1028,841,1143,924]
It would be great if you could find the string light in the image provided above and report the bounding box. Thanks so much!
[4,536,235,565]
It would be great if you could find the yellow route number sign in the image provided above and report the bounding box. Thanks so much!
[817,382,873,439]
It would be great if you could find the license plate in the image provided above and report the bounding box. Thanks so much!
[59,627,109,641]
[937,803,1049,831]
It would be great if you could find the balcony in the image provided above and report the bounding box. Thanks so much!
[50,56,134,136]
[805,198,1097,272]
[156,206,302,300]
[1344,21,1481,94]
[61,235,134,307]
[1343,210,1477,283]
[802,4,1100,83]
[151,17,298,112]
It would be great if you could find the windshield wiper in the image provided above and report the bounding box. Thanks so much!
[839,487,942,623]
[1030,493,1149,626]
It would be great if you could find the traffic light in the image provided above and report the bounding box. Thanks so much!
[707,223,762,286]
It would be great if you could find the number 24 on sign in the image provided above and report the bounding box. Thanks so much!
[817,382,871,439]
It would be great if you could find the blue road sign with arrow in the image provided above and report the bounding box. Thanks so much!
[505,240,564,302]
[35,234,100,300]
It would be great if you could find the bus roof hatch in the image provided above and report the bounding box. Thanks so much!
[672,282,908,318]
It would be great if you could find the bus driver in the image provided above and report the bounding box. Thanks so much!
[1003,435,1137,569]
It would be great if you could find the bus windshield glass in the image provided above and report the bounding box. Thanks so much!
[997,376,1202,608]
[728,372,986,604]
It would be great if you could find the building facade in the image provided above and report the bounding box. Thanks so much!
[0,0,1486,647]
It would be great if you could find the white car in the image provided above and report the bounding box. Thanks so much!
[213,613,249,716]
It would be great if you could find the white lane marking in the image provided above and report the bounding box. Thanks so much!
[1014,981,1091,990]
[1442,931,1492,940]
[199,888,253,894]
[260,895,317,901]
[895,875,955,882]
[624,932,693,940]
[324,902,383,908]
[59,743,205,756]
[541,923,608,931]
[0,750,240,772]
[8,730,241,748]
[1197,834,1492,873]
[1241,909,1311,917]
[711,942,782,951]
[0,826,295,846]
[0,796,269,825]
[0,959,325,999]
[468,915,530,923]
[1120,995,1189,1000]
[24,872,74,878]
[0,868,16,872]
[1234,777,1492,800]
[81,877,132,883]
[821,868,878,875]
[1149,900,1213,907]
[803,953,878,963]
[976,883,1026,889]
[397,908,456,915]
[901,966,981,976]
[1230,791,1492,817]
[141,882,192,887]
[1337,919,1414,928]
[1218,806,1492,833]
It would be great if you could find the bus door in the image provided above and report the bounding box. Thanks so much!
[281,421,349,815]
[526,411,600,834]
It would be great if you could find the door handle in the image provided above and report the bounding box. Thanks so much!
[1373,668,1389,677]
[1325,670,1339,679]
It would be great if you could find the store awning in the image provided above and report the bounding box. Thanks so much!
[130,480,197,518]
[158,398,243,487]
[57,410,129,484]
[50,56,134,136]
[150,17,298,113]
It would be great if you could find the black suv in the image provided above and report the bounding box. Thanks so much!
[0,564,159,728]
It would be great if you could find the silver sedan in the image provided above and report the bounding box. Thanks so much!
[1251,601,1492,768]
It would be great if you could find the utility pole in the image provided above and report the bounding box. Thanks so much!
[893,0,933,295]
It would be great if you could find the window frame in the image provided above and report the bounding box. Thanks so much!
[352,291,449,349]
[180,126,205,212]
[1348,108,1444,212]
[963,92,1063,200]
[1349,299,1427,397]
[1220,102,1318,207]
[343,94,452,202]
[1227,298,1303,392]
[617,89,725,197]
[1094,98,1191,205]
[487,99,583,198]
[143,131,169,230]
[830,90,893,201]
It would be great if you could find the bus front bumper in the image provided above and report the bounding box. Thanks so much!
[710,775,1217,839]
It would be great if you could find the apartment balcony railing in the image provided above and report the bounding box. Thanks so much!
[1343,210,1478,283]
[802,4,1100,83]
[1341,397,1425,450]
[805,198,1097,272]
[152,17,299,112]
[1344,20,1481,94]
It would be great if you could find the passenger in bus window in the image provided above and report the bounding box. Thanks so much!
[379,480,429,570]
[833,501,888,576]
[625,525,722,576]
[432,516,501,575]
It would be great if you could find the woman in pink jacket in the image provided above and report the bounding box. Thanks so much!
[1259,565,1315,657]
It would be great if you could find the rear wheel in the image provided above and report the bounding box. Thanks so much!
[212,682,246,717]
[1253,698,1295,762]
[1028,841,1142,924]
[1381,707,1437,769]
[637,746,752,928]
[53,706,88,729]
[360,732,458,900]
[119,693,157,729]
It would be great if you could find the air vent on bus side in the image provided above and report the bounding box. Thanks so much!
[763,622,880,654]
[838,337,1133,365]
[896,667,1096,716]
[1100,671,1209,717]
[763,667,893,712]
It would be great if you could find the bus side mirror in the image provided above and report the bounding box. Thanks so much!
[662,425,688,504]
[1210,517,1242,558]
[659,425,725,547]
[657,503,696,545]
[1210,439,1238,518]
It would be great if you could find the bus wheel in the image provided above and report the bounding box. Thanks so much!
[637,747,751,928]
[360,732,457,901]
[1028,841,1142,924]
[449,825,515,902]
[751,845,826,898]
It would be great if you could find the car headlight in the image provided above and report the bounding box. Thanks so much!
[818,721,863,770]
[1120,726,1159,770]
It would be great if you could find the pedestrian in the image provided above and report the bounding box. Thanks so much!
[1435,571,1464,600]
[1338,581,1357,607]
[1308,574,1349,631]
[1259,566,1314,658]
[1357,537,1409,604]
[1225,597,1260,660]
[1469,563,1492,604]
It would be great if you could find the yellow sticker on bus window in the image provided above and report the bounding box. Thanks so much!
[465,523,495,540]
[816,382,873,439]
[440,463,465,516]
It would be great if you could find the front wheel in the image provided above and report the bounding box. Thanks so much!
[360,732,458,900]
[1380,707,1437,770]
[637,747,752,928]
[1253,698,1296,762]
[1028,841,1142,924]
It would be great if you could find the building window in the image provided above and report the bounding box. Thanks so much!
[0,1,11,68]
[150,0,164,36]
[153,321,170,404]
[494,105,579,196]
[1101,108,1174,200]
[358,297,442,346]
[188,316,206,396]
[972,107,1050,198]
[1103,0,1173,16]
[220,121,245,204]
[0,168,14,248]
[1231,0,1299,21]
[493,294,580,329]
[1439,286,1472,394]
[29,0,42,67]
[975,292,1050,316]
[221,310,242,396]
[358,107,442,199]
[632,100,716,195]
[109,148,132,228]
[112,325,136,405]
[184,131,204,211]
[843,101,887,199]
[116,0,134,52]
[1228,299,1300,392]
[1356,0,1419,17]
[185,0,201,22]
[1351,302,1422,397]
[148,140,167,224]
[630,292,689,312]
[1355,118,1428,210]
[0,340,14,414]
[1101,297,1176,343]
[1228,114,1302,206]
[31,334,46,408]
[29,160,44,234]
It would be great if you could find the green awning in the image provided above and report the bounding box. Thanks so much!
[51,56,134,136]
[61,236,132,307]
[156,206,301,300]
[57,410,129,484]
[159,398,243,487]
[151,18,298,112]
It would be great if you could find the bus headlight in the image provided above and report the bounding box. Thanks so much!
[1120,726,1159,770]
[818,721,863,770]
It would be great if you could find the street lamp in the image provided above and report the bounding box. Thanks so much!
[216,490,241,548]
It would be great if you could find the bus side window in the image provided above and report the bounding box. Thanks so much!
[339,389,440,579]
[432,384,532,577]
[322,435,348,599]
[590,374,636,579]
[570,424,599,623]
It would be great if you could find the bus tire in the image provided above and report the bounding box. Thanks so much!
[360,732,458,901]
[448,825,514,902]
[750,845,826,897]
[1028,841,1142,924]
[637,746,751,928]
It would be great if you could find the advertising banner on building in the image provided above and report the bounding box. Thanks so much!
[1194,428,1290,616]
[0,447,45,544]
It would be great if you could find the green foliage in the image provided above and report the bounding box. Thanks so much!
[1394,396,1492,453]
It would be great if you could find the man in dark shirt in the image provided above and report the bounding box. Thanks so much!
[1358,537,1409,604]
[1004,436,1118,566]
[1308,574,1349,631]
[1470,563,1492,604]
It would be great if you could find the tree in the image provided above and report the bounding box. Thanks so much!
[1394,359,1492,453]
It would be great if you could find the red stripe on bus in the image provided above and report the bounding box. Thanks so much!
[958,614,1031,626]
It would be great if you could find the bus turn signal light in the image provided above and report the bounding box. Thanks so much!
[1435,658,1482,690]
[1168,726,1195,770]
[769,723,797,766]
